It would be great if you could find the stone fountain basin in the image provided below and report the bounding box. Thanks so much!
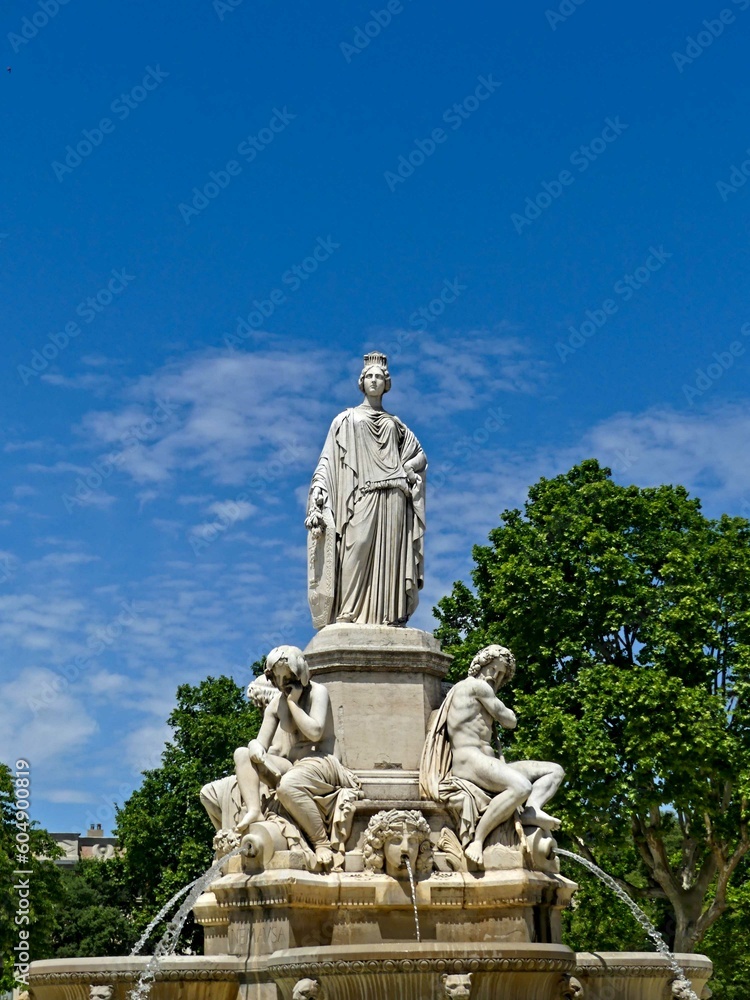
[28,946,713,1000]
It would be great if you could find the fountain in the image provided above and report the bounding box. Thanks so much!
[28,352,714,1000]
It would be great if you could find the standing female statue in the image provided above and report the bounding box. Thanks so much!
[305,352,427,628]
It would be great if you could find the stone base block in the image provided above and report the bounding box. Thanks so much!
[194,867,577,959]
[303,624,451,771]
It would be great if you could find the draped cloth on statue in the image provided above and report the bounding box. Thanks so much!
[266,755,362,866]
[200,757,361,867]
[309,405,426,627]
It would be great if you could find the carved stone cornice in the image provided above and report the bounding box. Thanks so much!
[269,956,576,977]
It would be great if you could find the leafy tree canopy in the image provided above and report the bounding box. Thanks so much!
[435,460,750,958]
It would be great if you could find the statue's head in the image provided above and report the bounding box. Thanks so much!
[468,644,516,689]
[441,973,472,998]
[89,987,113,1000]
[362,808,433,878]
[265,645,310,694]
[358,350,391,395]
[559,975,583,1000]
[292,978,321,1000]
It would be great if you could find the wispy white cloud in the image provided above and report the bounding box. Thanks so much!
[0,667,99,764]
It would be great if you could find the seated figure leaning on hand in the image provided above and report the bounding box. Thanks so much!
[233,644,361,871]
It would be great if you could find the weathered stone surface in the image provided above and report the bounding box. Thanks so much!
[304,624,450,772]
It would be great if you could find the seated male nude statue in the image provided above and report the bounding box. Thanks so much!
[449,645,564,864]
[233,644,359,871]
[421,644,564,867]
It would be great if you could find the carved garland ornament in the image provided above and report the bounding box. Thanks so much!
[29,971,239,985]
[270,957,575,977]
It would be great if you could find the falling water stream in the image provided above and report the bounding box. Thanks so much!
[403,855,421,943]
[557,849,700,1000]
[131,878,199,955]
[128,844,245,1000]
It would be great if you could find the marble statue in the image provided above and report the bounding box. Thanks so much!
[233,645,361,870]
[441,973,472,998]
[201,646,361,871]
[361,808,433,878]
[292,979,322,1000]
[420,645,564,865]
[305,351,427,628]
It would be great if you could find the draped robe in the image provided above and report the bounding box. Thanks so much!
[308,405,426,627]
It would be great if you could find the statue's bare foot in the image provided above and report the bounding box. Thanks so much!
[315,845,334,872]
[519,806,561,831]
[464,841,484,866]
[235,809,262,835]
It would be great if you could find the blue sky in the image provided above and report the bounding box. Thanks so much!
[3,0,750,835]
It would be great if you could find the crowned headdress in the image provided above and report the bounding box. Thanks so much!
[362,351,388,370]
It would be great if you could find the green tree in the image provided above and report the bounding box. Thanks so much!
[114,675,262,952]
[48,857,137,958]
[435,460,750,955]
[0,761,63,989]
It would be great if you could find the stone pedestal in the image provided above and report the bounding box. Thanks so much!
[194,866,577,959]
[303,624,450,779]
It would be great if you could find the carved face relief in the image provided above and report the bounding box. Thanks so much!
[441,973,472,998]
[292,978,320,1000]
[559,976,583,1000]
[362,809,433,878]
[89,987,114,1000]
[382,825,420,878]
